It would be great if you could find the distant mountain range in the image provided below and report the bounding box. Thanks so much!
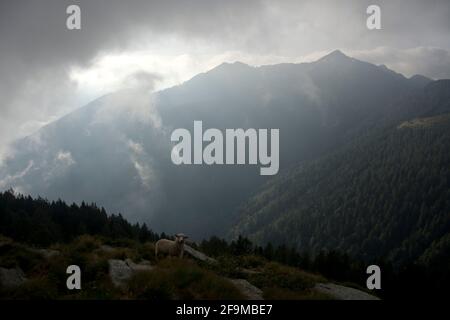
[1,51,449,265]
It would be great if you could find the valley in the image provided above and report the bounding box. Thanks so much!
[0,52,449,277]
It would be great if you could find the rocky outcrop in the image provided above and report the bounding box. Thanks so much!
[184,245,217,264]
[229,279,264,300]
[180,246,264,299]
[108,259,154,287]
[314,283,380,300]
[124,259,153,272]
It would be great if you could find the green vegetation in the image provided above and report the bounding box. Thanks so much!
[397,113,450,129]
[0,190,159,246]
[0,186,447,299]
[231,114,450,271]
[127,259,244,300]
[0,235,331,300]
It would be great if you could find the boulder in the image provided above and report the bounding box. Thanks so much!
[314,283,380,300]
[125,259,154,272]
[184,245,217,264]
[229,278,263,300]
[108,259,154,287]
[0,267,27,289]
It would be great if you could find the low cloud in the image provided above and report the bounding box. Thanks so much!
[56,150,76,167]
[0,160,34,190]
[42,150,76,183]
[90,89,162,129]
[124,71,162,90]
[127,139,156,190]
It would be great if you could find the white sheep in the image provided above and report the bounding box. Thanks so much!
[155,233,188,259]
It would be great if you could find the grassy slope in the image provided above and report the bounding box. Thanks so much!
[0,234,334,300]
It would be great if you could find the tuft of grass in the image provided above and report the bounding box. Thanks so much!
[100,247,138,261]
[136,242,156,263]
[207,255,246,278]
[249,262,325,292]
[239,255,267,269]
[0,243,44,273]
[101,237,139,248]
[126,271,174,300]
[127,258,244,300]
[7,277,58,300]
[63,277,122,300]
[68,235,102,254]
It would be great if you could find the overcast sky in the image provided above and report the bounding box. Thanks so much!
[1,0,450,161]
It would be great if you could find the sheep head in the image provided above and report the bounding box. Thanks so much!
[175,233,188,244]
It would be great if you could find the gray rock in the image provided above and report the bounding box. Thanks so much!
[237,267,262,275]
[229,279,264,300]
[0,267,27,288]
[30,248,60,259]
[108,259,133,287]
[125,259,154,272]
[100,245,115,253]
[184,245,217,264]
[314,283,380,300]
[108,259,154,287]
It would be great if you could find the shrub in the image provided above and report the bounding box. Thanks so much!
[0,244,43,273]
[101,247,138,261]
[239,255,267,269]
[249,262,325,292]
[102,237,138,248]
[69,235,101,253]
[136,242,156,263]
[127,258,244,300]
[127,271,174,300]
[8,277,58,300]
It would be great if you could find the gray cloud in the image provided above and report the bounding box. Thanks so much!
[123,71,161,90]
[1,0,450,161]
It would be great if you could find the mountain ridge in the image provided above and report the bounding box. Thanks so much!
[0,51,446,241]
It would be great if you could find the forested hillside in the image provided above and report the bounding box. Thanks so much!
[230,112,450,267]
[0,190,159,246]
[0,190,447,299]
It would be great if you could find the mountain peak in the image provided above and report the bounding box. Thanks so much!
[319,50,350,61]
[216,61,251,70]
[203,61,253,77]
[408,74,432,89]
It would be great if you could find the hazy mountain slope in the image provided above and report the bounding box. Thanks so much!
[230,81,450,264]
[0,51,425,238]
